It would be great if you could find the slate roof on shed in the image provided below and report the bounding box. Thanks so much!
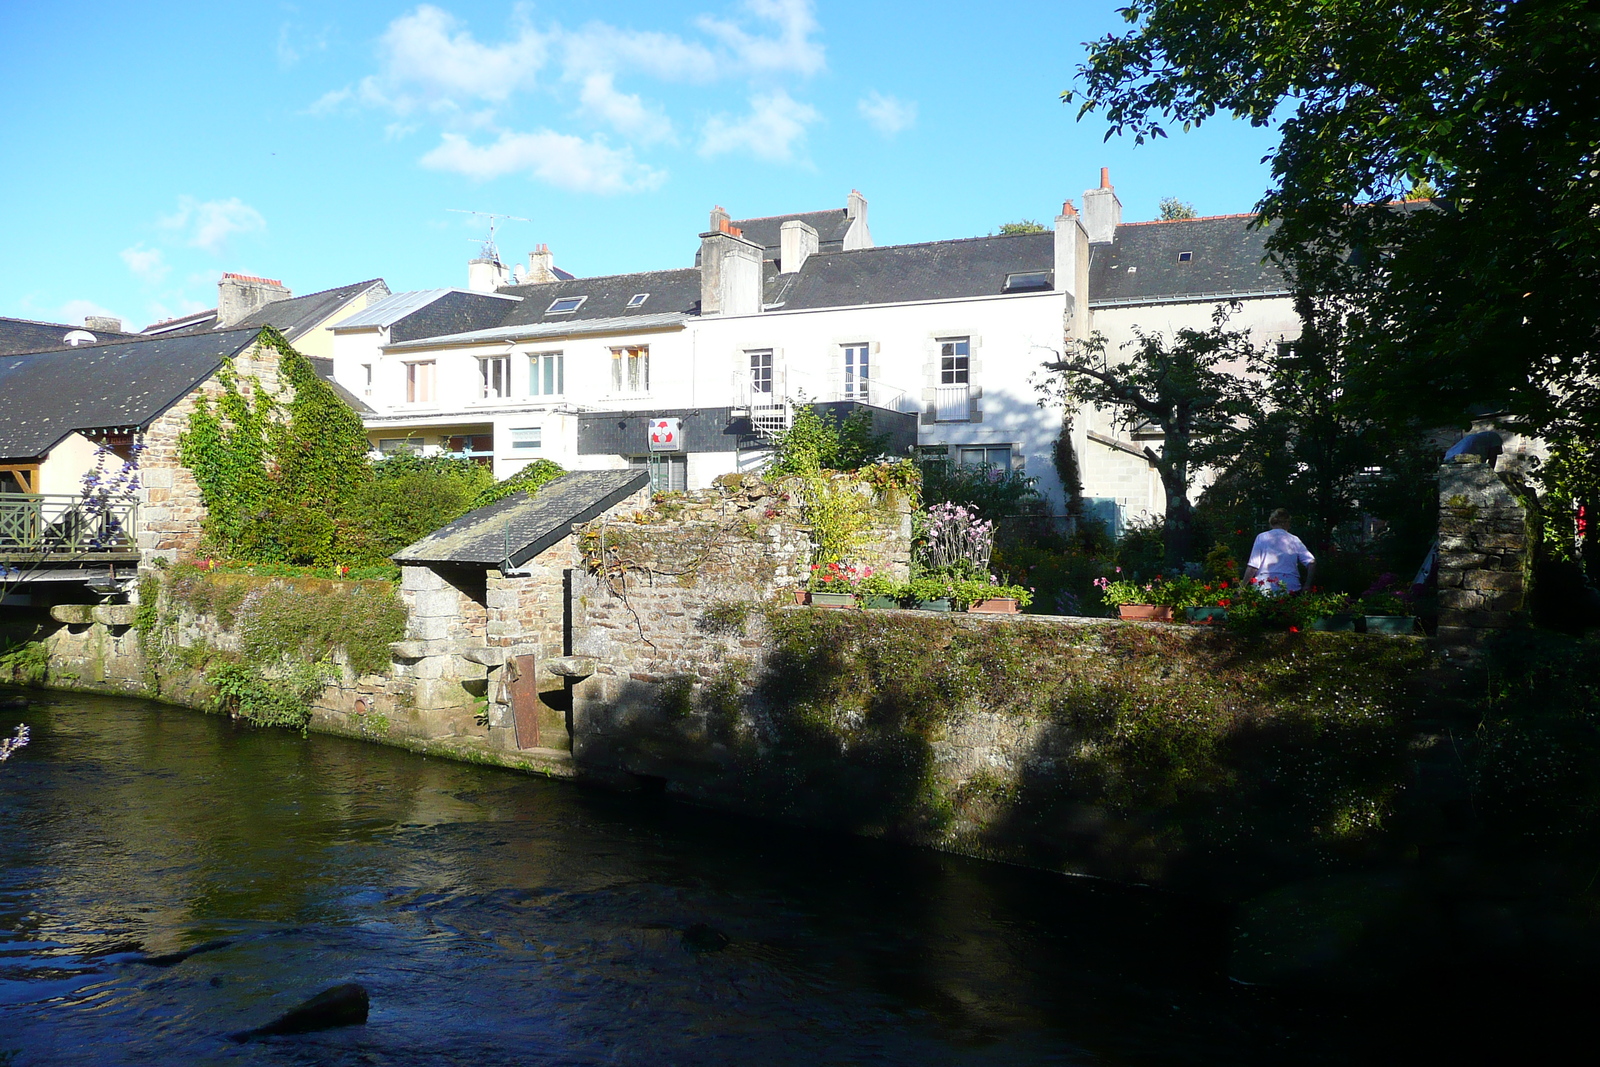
[493,268,702,327]
[775,232,1055,311]
[394,468,649,568]
[0,328,262,460]
[0,316,142,356]
[1089,215,1287,305]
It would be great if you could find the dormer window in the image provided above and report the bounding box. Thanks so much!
[1177,251,1193,262]
[1003,270,1052,293]
[626,293,650,309]
[546,296,586,314]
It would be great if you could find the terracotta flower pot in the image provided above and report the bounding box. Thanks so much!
[791,590,810,605]
[1117,604,1173,622]
[967,597,1020,614]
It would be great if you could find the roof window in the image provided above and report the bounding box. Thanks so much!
[1002,270,1052,293]
[546,296,587,314]
[1177,251,1193,262]
[626,293,650,308]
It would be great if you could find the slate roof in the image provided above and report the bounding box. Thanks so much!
[727,208,854,260]
[140,279,388,339]
[493,268,702,328]
[394,468,649,568]
[775,233,1055,310]
[385,313,688,350]
[306,356,374,414]
[1089,215,1287,305]
[0,316,142,356]
[0,328,262,460]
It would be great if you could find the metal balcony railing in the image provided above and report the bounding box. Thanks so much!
[0,493,139,558]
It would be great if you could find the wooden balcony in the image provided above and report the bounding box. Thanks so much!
[0,493,140,564]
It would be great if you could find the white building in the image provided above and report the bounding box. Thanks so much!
[329,177,1297,527]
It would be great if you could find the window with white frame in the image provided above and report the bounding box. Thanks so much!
[626,293,650,308]
[939,337,970,384]
[360,363,372,397]
[528,351,564,397]
[546,296,586,314]
[378,437,423,455]
[405,361,436,403]
[748,349,773,394]
[629,454,687,493]
[956,444,1012,470]
[479,355,510,399]
[510,426,542,450]
[611,345,649,394]
[842,343,870,399]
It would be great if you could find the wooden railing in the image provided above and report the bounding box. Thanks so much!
[0,493,139,558]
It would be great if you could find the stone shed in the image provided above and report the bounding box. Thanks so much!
[391,468,651,750]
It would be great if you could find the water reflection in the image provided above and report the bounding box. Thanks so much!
[2,693,1404,1064]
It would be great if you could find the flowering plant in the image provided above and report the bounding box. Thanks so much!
[916,502,994,575]
[1092,570,1150,607]
[1357,574,1414,617]
[1092,571,1205,609]
[808,560,872,592]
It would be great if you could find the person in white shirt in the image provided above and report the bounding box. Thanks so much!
[1242,509,1317,594]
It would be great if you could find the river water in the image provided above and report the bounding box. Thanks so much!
[0,692,1504,1064]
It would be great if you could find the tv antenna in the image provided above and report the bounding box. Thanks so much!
[448,209,528,265]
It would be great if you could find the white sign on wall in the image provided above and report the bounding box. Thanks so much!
[648,417,682,452]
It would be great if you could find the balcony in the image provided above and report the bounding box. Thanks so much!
[0,493,139,563]
[935,384,971,422]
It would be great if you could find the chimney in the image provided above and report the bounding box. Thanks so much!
[526,243,558,283]
[779,220,819,274]
[468,256,511,293]
[1054,201,1090,340]
[217,273,291,327]
[84,315,122,334]
[699,213,763,316]
[843,189,873,250]
[1082,168,1122,245]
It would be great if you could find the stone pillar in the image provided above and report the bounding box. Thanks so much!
[1437,457,1538,648]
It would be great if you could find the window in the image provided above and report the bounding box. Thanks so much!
[611,345,649,394]
[528,352,565,396]
[360,363,372,397]
[957,445,1012,470]
[748,349,774,394]
[377,437,422,455]
[546,296,586,314]
[1177,251,1193,262]
[510,426,542,450]
[479,355,510,399]
[626,293,650,308]
[939,338,970,384]
[842,343,870,399]
[1003,270,1051,292]
[405,361,436,403]
[629,454,687,493]
[448,434,494,466]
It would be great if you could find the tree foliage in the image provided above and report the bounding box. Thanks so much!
[768,405,890,475]
[997,219,1048,235]
[1068,0,1600,435]
[1037,305,1258,566]
[1157,196,1197,220]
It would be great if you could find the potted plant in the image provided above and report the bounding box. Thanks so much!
[860,574,903,609]
[1357,579,1417,634]
[958,579,1034,614]
[1151,574,1207,620]
[1299,589,1357,631]
[1094,572,1172,621]
[906,573,958,612]
[808,561,865,608]
[1185,579,1235,623]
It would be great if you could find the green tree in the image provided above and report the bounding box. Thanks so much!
[1066,0,1600,438]
[1157,196,1197,220]
[1037,305,1257,567]
[997,220,1047,235]
[768,405,889,475]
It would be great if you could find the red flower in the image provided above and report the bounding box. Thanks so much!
[1289,626,1301,633]
[1218,599,1232,607]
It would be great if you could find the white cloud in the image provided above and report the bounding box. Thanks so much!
[420,130,665,193]
[55,299,128,329]
[700,90,819,162]
[697,0,825,77]
[351,4,549,116]
[577,72,674,143]
[120,245,170,284]
[277,22,329,68]
[858,91,916,135]
[159,197,267,254]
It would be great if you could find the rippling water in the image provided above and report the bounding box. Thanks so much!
[0,692,1450,1065]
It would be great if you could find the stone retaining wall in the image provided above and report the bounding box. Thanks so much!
[1437,457,1538,647]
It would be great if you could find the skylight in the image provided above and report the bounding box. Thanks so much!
[626,293,650,308]
[1177,251,1193,262]
[1003,270,1052,292]
[546,296,586,314]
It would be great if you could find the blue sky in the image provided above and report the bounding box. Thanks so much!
[0,1,1280,331]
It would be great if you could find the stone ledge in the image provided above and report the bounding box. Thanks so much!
[548,656,598,678]
[49,605,94,625]
[461,646,507,667]
[92,604,139,626]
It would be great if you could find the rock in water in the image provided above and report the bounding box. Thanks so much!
[231,983,370,1041]
[134,938,233,967]
[681,923,730,954]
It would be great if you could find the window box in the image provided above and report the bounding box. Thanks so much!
[967,597,1020,614]
[809,591,857,609]
[1117,604,1173,622]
